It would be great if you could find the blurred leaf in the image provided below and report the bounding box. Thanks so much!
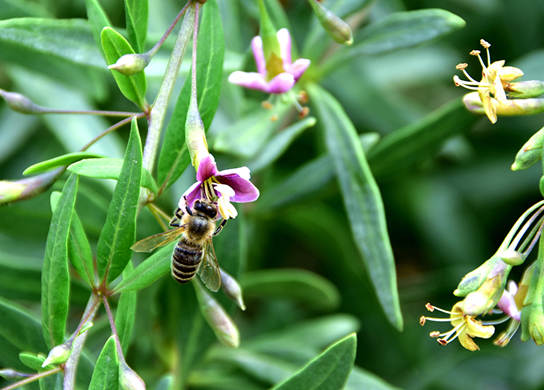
[242,269,341,311]
[23,152,104,175]
[125,0,148,53]
[19,352,54,371]
[346,367,402,390]
[88,336,119,390]
[85,0,112,58]
[0,0,52,18]
[154,374,175,390]
[68,209,95,288]
[248,117,317,173]
[367,98,477,177]
[113,243,174,293]
[68,158,157,195]
[0,107,38,165]
[270,333,356,390]
[309,84,403,330]
[101,26,147,109]
[42,173,78,348]
[96,119,142,284]
[39,371,62,390]
[157,0,224,192]
[115,262,137,354]
[264,0,291,31]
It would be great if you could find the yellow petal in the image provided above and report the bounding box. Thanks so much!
[499,66,524,81]
[466,317,495,339]
[458,331,480,351]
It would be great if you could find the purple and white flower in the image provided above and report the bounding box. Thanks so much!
[497,281,521,321]
[228,28,311,94]
[180,154,259,220]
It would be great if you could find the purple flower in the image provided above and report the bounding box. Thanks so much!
[497,281,521,321]
[228,28,311,94]
[180,154,259,219]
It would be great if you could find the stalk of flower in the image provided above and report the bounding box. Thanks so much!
[454,39,524,123]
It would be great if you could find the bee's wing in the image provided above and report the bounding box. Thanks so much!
[131,227,184,252]
[197,240,221,292]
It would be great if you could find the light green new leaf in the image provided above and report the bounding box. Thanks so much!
[23,152,104,175]
[96,118,142,284]
[101,26,147,109]
[85,0,112,58]
[125,0,148,53]
[242,269,340,311]
[19,352,54,371]
[68,157,157,195]
[115,262,137,354]
[157,0,224,192]
[88,336,119,390]
[113,243,174,293]
[309,84,403,330]
[271,333,357,390]
[42,173,78,348]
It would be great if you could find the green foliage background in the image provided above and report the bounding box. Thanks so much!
[1,0,544,389]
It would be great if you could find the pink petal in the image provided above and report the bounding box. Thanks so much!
[266,73,295,94]
[217,173,260,203]
[277,28,292,69]
[196,154,218,182]
[286,58,311,81]
[180,181,203,209]
[218,166,251,181]
[228,71,270,93]
[251,36,266,75]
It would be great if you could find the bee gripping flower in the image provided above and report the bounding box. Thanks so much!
[180,154,259,220]
[228,29,311,94]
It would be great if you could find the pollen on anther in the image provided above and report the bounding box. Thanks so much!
[430,331,440,338]
[480,39,491,49]
[420,316,426,326]
[456,63,468,70]
[261,101,273,110]
[425,303,434,312]
[453,75,461,86]
[437,339,448,346]
[470,50,481,56]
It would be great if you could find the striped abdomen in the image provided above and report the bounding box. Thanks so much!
[171,237,203,284]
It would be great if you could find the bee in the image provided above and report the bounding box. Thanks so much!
[131,199,226,292]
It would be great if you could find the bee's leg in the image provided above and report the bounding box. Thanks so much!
[169,208,184,227]
[213,219,227,236]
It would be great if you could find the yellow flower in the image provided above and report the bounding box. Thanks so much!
[421,302,495,351]
[454,39,523,124]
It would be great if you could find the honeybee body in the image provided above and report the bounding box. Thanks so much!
[131,199,226,291]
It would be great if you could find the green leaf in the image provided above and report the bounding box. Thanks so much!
[367,98,478,178]
[19,352,54,371]
[23,152,104,175]
[85,0,112,58]
[241,269,340,311]
[113,243,174,293]
[42,173,78,348]
[309,84,403,330]
[40,371,62,390]
[270,333,357,390]
[125,0,148,53]
[68,209,95,288]
[96,118,142,284]
[0,0,52,18]
[68,157,157,195]
[157,0,224,192]
[101,26,147,109]
[88,336,119,390]
[346,367,402,390]
[115,262,137,354]
[248,117,317,173]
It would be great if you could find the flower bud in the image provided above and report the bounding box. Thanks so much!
[494,97,544,117]
[119,361,146,390]
[454,254,507,297]
[520,261,544,344]
[512,127,544,171]
[462,274,502,316]
[462,92,484,113]
[498,249,526,265]
[195,282,240,348]
[0,368,30,380]
[0,167,65,205]
[307,0,353,45]
[108,53,151,76]
[0,90,46,114]
[506,80,544,99]
[42,341,73,367]
[185,97,209,169]
[220,269,246,311]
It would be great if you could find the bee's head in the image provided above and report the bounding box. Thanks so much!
[194,200,217,219]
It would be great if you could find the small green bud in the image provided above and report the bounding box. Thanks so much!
[42,342,73,367]
[307,0,353,45]
[185,96,209,168]
[462,275,502,316]
[0,180,26,204]
[0,90,45,114]
[220,269,246,311]
[506,80,544,99]
[512,127,544,171]
[454,255,506,297]
[498,249,526,265]
[119,361,146,390]
[0,368,30,380]
[0,167,64,205]
[108,53,151,76]
[195,282,240,348]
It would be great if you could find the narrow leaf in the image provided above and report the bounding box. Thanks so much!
[113,243,174,293]
[42,173,78,348]
[157,0,224,192]
[96,118,142,284]
[115,262,137,354]
[68,157,157,194]
[271,333,357,390]
[309,84,403,330]
[88,336,119,390]
[68,210,95,288]
[19,352,54,371]
[0,298,48,354]
[125,0,148,53]
[242,269,340,311]
[23,152,104,175]
[85,0,112,58]
[101,26,147,109]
